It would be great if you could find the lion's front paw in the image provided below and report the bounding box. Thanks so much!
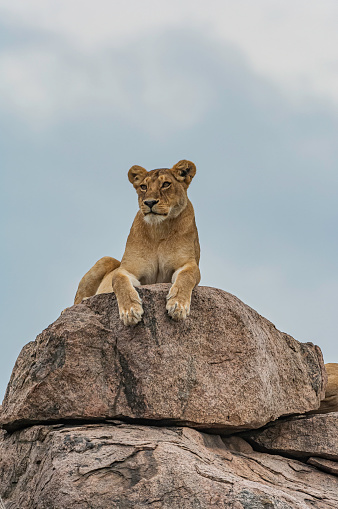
[118,293,144,326]
[166,287,190,321]
[119,301,144,326]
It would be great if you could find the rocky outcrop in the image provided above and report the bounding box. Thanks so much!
[1,422,338,509]
[1,285,336,508]
[243,412,338,461]
[1,285,326,432]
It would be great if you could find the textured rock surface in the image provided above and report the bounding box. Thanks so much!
[1,285,326,432]
[308,457,338,476]
[310,363,338,414]
[1,423,338,509]
[244,412,338,460]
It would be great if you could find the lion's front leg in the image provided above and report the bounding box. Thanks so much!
[166,262,200,321]
[112,268,144,326]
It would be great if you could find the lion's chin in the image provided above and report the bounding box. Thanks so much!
[144,213,167,225]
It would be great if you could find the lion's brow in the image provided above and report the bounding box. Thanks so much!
[150,168,170,176]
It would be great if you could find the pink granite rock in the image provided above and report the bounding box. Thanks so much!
[1,285,326,432]
[308,457,338,476]
[310,363,338,414]
[1,423,337,508]
[244,412,338,460]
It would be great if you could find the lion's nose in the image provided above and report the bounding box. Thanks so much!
[144,200,159,209]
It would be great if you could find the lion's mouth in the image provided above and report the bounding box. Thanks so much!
[143,210,169,224]
[145,211,167,217]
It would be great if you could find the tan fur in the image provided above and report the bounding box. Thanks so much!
[74,160,200,325]
[74,256,121,304]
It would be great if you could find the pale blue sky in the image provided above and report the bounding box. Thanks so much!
[1,1,337,400]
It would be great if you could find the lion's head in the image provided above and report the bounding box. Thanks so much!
[128,160,196,225]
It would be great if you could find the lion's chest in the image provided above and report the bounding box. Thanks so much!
[139,242,176,285]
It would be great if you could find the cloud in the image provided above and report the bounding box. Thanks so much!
[1,0,338,107]
[0,28,215,134]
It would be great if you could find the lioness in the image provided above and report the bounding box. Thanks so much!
[74,160,200,325]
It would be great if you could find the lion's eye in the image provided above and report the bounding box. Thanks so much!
[140,184,147,191]
[162,181,171,188]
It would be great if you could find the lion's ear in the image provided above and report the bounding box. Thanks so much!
[171,160,196,187]
[128,165,148,188]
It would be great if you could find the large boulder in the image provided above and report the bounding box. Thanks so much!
[1,285,326,432]
[1,423,338,508]
[243,412,338,461]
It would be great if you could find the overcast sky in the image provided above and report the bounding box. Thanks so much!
[1,1,337,401]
